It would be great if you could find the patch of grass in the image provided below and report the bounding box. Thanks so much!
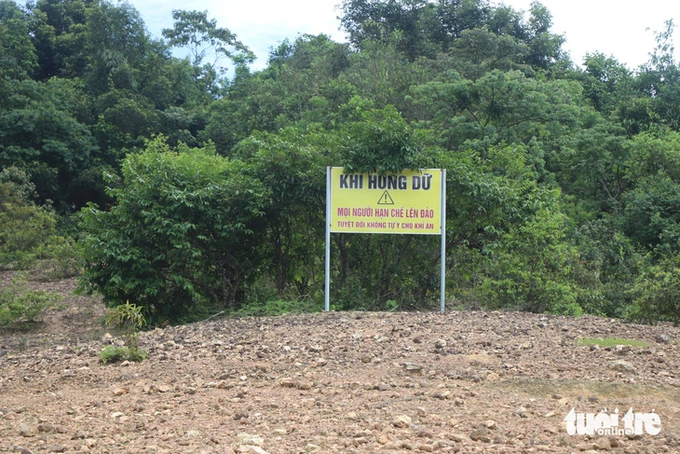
[100,345,128,364]
[100,302,147,364]
[237,298,321,317]
[577,337,650,348]
[100,345,147,364]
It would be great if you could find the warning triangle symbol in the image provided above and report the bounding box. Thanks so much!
[377,191,395,205]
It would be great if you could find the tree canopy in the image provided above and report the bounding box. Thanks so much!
[3,0,680,323]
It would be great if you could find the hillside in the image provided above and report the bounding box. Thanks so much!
[1,277,679,453]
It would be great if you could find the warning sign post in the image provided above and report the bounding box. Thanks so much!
[324,167,447,312]
[330,169,443,235]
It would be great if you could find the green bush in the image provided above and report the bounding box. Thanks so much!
[0,168,58,270]
[479,210,587,316]
[0,275,61,328]
[79,138,269,323]
[626,254,680,324]
[32,235,83,281]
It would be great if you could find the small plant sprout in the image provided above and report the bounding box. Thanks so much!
[101,301,147,363]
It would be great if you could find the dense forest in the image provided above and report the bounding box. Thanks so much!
[3,0,680,325]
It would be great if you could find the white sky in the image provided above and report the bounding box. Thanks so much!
[127,0,680,72]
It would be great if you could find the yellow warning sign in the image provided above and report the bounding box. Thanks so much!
[329,167,442,235]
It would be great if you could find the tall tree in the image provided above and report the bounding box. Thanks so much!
[0,0,37,80]
[162,10,253,95]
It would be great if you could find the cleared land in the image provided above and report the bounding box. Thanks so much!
[1,276,679,453]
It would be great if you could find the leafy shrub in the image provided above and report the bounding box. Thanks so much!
[479,210,586,316]
[0,168,58,270]
[0,275,61,328]
[626,254,680,324]
[31,235,83,281]
[79,138,269,323]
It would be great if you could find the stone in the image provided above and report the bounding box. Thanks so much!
[403,363,424,372]
[594,436,611,450]
[234,410,250,420]
[236,433,264,446]
[393,414,412,428]
[37,423,56,433]
[279,378,296,388]
[296,381,313,390]
[448,433,468,443]
[484,420,497,430]
[614,345,631,355]
[243,447,269,454]
[49,444,66,453]
[656,334,671,344]
[609,360,636,373]
[485,372,501,382]
[470,429,491,443]
[18,422,37,437]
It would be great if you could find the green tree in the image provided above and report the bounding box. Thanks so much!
[79,138,270,323]
[201,35,353,154]
[619,130,680,253]
[236,127,327,297]
[554,118,628,213]
[29,0,89,80]
[84,0,154,94]
[0,78,98,208]
[636,20,680,130]
[411,69,582,150]
[163,10,253,69]
[162,10,253,95]
[446,27,529,80]
[341,104,424,173]
[627,253,680,324]
[0,0,37,80]
[577,52,634,115]
[479,209,587,316]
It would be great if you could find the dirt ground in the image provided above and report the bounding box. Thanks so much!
[1,275,680,454]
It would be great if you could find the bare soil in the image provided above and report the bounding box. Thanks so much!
[1,275,680,454]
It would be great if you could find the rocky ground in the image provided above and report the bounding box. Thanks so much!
[1,276,680,453]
